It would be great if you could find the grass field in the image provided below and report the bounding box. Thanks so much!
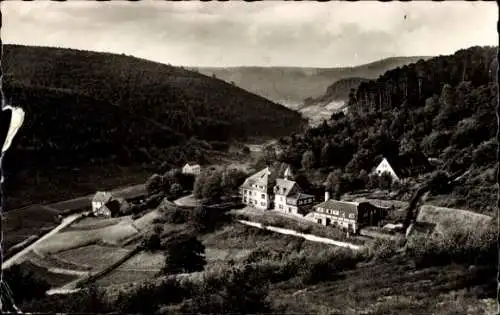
[25,250,91,272]
[65,216,127,231]
[7,165,150,210]
[95,269,160,287]
[36,221,138,254]
[119,252,164,271]
[3,204,61,251]
[54,244,132,271]
[416,205,493,237]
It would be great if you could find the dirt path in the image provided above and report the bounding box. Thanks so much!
[173,194,201,207]
[2,212,86,270]
[236,219,362,250]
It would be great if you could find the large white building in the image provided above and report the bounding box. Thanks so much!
[239,167,276,210]
[240,166,315,214]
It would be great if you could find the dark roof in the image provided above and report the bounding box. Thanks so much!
[274,178,299,196]
[314,199,359,215]
[383,152,433,178]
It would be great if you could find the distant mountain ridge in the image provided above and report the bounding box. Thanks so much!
[193,56,431,108]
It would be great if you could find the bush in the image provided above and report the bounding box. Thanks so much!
[179,265,272,315]
[299,249,364,285]
[114,277,195,314]
[161,234,207,275]
[368,238,399,261]
[191,205,231,233]
[162,206,191,224]
[406,221,497,268]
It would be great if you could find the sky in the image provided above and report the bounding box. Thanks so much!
[2,1,498,68]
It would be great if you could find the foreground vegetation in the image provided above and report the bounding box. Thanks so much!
[7,198,496,314]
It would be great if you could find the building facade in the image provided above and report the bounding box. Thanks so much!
[182,163,201,176]
[306,192,388,233]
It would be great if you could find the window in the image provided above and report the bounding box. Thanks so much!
[348,213,355,219]
[317,219,322,224]
[288,208,291,213]
[261,194,265,199]
[332,210,339,216]
[279,205,283,209]
[261,202,265,206]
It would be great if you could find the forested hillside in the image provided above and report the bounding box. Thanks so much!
[1,44,305,208]
[275,46,498,214]
[3,45,304,142]
[302,77,369,107]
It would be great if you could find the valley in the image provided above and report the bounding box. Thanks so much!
[1,41,497,315]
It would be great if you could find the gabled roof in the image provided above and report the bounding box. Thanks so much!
[240,167,274,190]
[313,199,359,214]
[93,191,112,203]
[274,178,298,196]
[184,162,200,167]
[379,152,433,178]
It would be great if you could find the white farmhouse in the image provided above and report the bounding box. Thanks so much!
[182,162,201,176]
[372,152,434,183]
[372,157,401,182]
[92,191,113,216]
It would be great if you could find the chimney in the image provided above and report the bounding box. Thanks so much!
[325,190,330,201]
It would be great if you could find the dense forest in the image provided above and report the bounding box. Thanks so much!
[1,44,305,207]
[274,46,498,214]
[3,45,305,143]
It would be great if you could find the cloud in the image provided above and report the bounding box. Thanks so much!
[1,1,497,67]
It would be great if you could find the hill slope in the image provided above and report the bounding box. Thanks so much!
[1,44,305,208]
[3,45,305,142]
[194,56,430,108]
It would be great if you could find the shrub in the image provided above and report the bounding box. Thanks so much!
[162,206,191,224]
[406,221,497,268]
[368,238,399,261]
[161,234,207,275]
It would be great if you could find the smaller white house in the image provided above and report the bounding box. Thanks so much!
[182,162,201,176]
[372,153,434,183]
[92,191,113,216]
[372,157,401,182]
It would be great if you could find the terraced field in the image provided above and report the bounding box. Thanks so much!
[54,244,132,271]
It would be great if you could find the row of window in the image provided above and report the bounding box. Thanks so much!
[297,198,314,205]
[243,190,266,199]
[243,197,266,207]
[316,207,356,219]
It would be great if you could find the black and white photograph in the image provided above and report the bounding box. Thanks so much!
[0,1,498,314]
